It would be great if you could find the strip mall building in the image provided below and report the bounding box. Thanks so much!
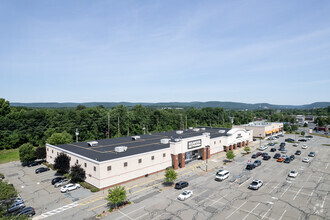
[46,127,253,189]
[232,121,284,138]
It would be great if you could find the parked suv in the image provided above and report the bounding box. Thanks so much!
[273,153,281,159]
[246,164,256,170]
[253,160,262,167]
[7,201,25,213]
[215,170,230,181]
[175,181,189,189]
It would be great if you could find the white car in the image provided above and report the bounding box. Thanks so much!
[259,145,268,151]
[288,171,298,178]
[293,143,298,147]
[177,190,193,201]
[248,179,263,190]
[60,183,80,193]
[215,170,230,181]
[302,157,310,163]
[54,179,69,188]
[302,144,308,149]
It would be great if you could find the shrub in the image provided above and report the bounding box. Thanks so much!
[91,187,99,192]
[109,208,113,212]
[63,173,71,179]
[80,182,92,189]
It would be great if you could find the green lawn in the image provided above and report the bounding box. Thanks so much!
[0,149,20,164]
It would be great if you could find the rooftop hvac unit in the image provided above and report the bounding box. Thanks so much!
[115,146,128,153]
[218,130,226,133]
[203,132,210,137]
[132,136,141,140]
[87,141,98,147]
[174,138,181,142]
[160,138,171,144]
[189,127,193,130]
[176,130,183,134]
[193,128,200,132]
[201,128,206,130]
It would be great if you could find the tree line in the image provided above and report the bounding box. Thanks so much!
[0,98,329,150]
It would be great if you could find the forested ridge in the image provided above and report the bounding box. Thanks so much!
[0,98,329,150]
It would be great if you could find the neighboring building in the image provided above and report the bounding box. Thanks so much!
[46,127,253,189]
[296,115,306,125]
[232,121,284,138]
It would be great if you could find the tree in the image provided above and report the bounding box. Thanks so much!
[35,146,46,159]
[244,146,251,154]
[226,150,235,160]
[164,168,178,184]
[19,143,36,164]
[0,98,11,117]
[0,180,17,216]
[46,132,73,145]
[54,153,71,174]
[303,122,308,127]
[70,164,86,183]
[301,131,305,137]
[106,186,127,209]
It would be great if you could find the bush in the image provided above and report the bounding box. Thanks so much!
[63,173,71,179]
[44,163,55,170]
[80,182,92,189]
[91,187,99,192]
[109,208,113,212]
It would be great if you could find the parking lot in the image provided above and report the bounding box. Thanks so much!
[105,134,329,220]
[0,161,91,216]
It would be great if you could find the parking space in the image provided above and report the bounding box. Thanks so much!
[0,161,91,217]
[102,134,329,220]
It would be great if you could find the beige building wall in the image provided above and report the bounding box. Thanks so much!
[233,122,283,138]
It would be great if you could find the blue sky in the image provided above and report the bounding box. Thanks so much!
[1,0,329,105]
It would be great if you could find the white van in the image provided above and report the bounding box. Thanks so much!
[215,170,230,181]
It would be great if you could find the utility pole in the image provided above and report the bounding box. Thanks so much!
[107,112,110,139]
[186,115,187,130]
[117,116,120,137]
[180,114,182,130]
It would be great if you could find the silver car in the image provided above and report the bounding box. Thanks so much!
[7,201,25,213]
[54,179,69,188]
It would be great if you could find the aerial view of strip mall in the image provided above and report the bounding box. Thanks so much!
[0,1,329,219]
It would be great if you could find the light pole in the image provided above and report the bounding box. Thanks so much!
[75,128,79,143]
[259,134,262,148]
[206,146,210,172]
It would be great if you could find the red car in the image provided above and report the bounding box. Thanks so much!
[256,152,263,157]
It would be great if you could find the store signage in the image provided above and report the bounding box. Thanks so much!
[236,133,242,139]
[187,139,202,149]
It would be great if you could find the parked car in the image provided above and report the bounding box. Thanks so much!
[215,170,230,181]
[273,153,281,159]
[302,157,310,163]
[248,179,263,190]
[305,135,313,138]
[295,150,301,155]
[281,149,287,153]
[269,142,275,146]
[259,145,268,151]
[253,160,262,167]
[290,155,295,161]
[278,134,284,137]
[298,139,307,142]
[270,148,276,152]
[17,207,35,217]
[262,153,268,157]
[277,157,284,162]
[256,152,263,157]
[60,183,80,193]
[284,158,291,163]
[263,155,271,160]
[7,201,25,213]
[285,138,295,142]
[28,161,40,167]
[175,181,189,189]
[302,145,308,149]
[251,154,257,159]
[308,152,315,157]
[51,177,65,185]
[288,171,298,178]
[177,190,193,201]
[293,143,298,147]
[54,179,69,188]
[35,167,50,174]
[246,163,256,170]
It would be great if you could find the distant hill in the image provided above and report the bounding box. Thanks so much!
[10,101,330,110]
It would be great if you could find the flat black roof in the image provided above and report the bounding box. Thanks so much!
[54,127,231,162]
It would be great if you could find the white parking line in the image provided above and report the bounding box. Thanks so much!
[116,206,145,220]
[279,210,287,220]
[135,212,149,220]
[306,173,312,181]
[326,163,329,170]
[321,192,328,208]
[293,186,303,200]
[269,182,281,193]
[209,192,230,206]
[242,203,260,220]
[39,202,79,218]
[225,201,247,219]
[261,206,272,219]
[280,184,291,197]
[118,210,134,220]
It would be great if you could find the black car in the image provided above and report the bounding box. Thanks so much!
[270,148,276,152]
[263,155,271,160]
[284,158,291,163]
[298,139,307,142]
[251,154,257,159]
[295,150,301,155]
[28,161,40,167]
[51,177,65,185]
[308,152,315,157]
[175,181,189,189]
[305,135,313,138]
[246,164,256,170]
[35,167,50,174]
[285,138,294,142]
[273,153,281,159]
[290,155,295,161]
[17,207,35,217]
[262,153,268,157]
[254,160,262,167]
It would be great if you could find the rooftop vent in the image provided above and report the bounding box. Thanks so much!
[218,130,226,133]
[160,138,171,144]
[193,128,200,132]
[132,136,141,141]
[87,141,98,147]
[174,138,181,142]
[176,130,183,134]
[201,128,206,130]
[115,146,128,153]
[203,132,210,137]
[189,127,193,130]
